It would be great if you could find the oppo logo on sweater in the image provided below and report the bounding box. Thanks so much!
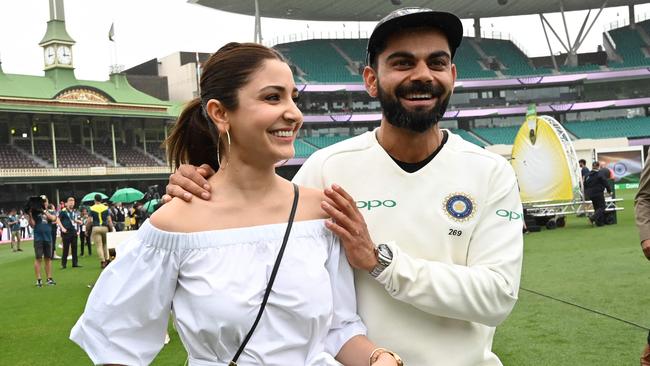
[356,199,397,210]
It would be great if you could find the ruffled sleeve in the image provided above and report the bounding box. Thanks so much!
[323,234,367,357]
[70,224,181,366]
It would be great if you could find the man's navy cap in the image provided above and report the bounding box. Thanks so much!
[366,7,463,65]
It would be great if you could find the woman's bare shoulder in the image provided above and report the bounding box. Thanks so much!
[148,197,197,232]
[296,186,328,221]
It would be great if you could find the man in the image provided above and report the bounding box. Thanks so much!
[634,155,650,366]
[28,195,58,287]
[7,208,22,252]
[58,196,82,269]
[47,203,61,259]
[164,8,523,365]
[579,159,590,180]
[113,202,126,232]
[78,207,91,256]
[584,161,612,226]
[88,194,113,268]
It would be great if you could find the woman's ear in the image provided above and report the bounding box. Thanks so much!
[206,99,230,134]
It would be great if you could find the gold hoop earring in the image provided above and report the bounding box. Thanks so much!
[217,130,231,169]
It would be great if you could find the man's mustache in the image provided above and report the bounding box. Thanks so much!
[395,82,445,99]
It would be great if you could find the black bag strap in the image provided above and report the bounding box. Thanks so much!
[229,183,300,366]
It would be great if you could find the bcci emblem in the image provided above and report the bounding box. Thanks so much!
[443,193,476,222]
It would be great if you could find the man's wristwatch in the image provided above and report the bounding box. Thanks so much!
[370,243,393,278]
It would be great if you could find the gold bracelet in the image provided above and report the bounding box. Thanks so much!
[369,347,404,366]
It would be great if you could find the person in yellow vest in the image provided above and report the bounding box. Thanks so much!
[86,194,114,268]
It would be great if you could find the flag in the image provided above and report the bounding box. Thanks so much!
[108,23,115,42]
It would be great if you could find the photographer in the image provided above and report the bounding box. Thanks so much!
[26,195,57,287]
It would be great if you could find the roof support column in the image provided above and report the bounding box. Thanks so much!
[629,5,635,27]
[29,117,35,155]
[474,17,481,39]
[253,0,262,43]
[163,120,169,164]
[142,119,147,154]
[89,120,94,154]
[539,14,559,70]
[50,121,58,168]
[111,121,117,167]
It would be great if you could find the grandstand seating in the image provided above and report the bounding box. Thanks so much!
[472,126,521,145]
[334,39,367,64]
[449,129,487,147]
[0,144,42,168]
[608,26,649,68]
[303,135,350,148]
[563,116,650,139]
[13,140,108,168]
[477,38,539,77]
[453,40,497,79]
[277,40,362,83]
[294,139,318,158]
[93,142,163,167]
[146,142,167,162]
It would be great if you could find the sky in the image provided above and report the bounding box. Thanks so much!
[1,0,650,81]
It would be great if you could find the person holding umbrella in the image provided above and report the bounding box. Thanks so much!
[87,194,114,268]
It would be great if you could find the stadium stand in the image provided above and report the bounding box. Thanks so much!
[294,139,318,158]
[452,40,497,79]
[303,135,350,148]
[92,142,163,167]
[277,40,362,83]
[13,140,108,168]
[472,125,521,145]
[477,38,539,77]
[0,144,42,168]
[608,26,649,68]
[449,128,487,147]
[563,116,650,139]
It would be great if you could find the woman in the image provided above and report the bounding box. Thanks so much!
[70,43,400,366]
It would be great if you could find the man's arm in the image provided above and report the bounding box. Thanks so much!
[635,156,650,260]
[162,164,215,203]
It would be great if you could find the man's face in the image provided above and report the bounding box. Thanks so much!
[364,27,456,133]
[66,198,75,210]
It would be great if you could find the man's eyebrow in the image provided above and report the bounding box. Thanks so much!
[386,50,451,61]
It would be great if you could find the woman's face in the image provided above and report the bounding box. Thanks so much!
[226,59,303,167]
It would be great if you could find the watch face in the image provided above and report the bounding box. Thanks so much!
[44,46,56,65]
[56,46,72,65]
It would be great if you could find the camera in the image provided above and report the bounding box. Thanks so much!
[24,196,45,216]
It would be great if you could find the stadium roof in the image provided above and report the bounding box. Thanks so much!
[189,0,647,21]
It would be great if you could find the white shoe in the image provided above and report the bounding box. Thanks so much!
[53,255,62,259]
[67,255,72,259]
[164,333,171,344]
[58,244,63,249]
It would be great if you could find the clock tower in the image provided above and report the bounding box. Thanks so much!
[39,0,75,78]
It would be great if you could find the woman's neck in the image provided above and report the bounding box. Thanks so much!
[209,160,287,203]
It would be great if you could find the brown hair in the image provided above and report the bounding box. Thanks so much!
[166,42,286,171]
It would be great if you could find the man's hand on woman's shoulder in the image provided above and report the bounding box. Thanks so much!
[163,164,215,204]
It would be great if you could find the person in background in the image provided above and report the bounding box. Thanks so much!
[78,207,91,257]
[579,159,590,180]
[47,203,61,259]
[20,213,29,239]
[634,155,650,366]
[87,194,113,268]
[8,208,22,252]
[28,195,58,287]
[58,196,82,269]
[584,161,612,227]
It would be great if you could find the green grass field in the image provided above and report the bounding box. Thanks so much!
[0,189,648,365]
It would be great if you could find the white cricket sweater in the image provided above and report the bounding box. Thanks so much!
[293,129,523,366]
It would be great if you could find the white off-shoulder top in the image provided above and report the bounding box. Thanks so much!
[70,219,366,366]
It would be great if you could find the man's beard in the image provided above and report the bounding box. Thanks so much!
[377,80,451,133]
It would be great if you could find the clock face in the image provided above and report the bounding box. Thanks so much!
[56,46,72,65]
[44,46,56,65]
